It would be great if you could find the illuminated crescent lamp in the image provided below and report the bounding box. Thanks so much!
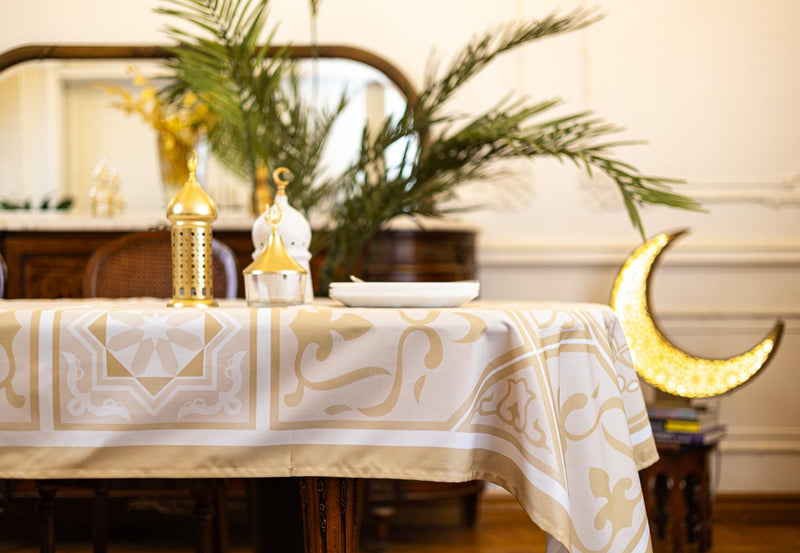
[610,229,783,398]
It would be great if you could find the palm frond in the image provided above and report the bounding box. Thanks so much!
[418,6,602,113]
[154,1,702,293]
[156,0,296,180]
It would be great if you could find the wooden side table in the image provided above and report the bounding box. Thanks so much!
[639,438,723,553]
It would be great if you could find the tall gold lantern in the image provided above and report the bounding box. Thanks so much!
[166,151,218,308]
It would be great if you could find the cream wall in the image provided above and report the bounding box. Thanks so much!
[1,0,798,493]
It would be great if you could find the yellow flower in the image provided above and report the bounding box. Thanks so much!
[131,67,147,86]
[141,87,156,101]
[161,134,176,151]
[102,67,215,192]
[103,68,213,138]
[182,91,198,106]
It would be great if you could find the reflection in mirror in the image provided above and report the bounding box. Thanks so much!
[0,51,412,216]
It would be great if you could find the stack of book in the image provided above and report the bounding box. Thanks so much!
[647,404,727,446]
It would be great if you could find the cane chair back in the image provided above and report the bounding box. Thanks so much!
[83,230,238,299]
[76,231,235,551]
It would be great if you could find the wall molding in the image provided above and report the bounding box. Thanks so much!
[720,426,800,455]
[653,312,800,328]
[478,239,800,268]
[684,170,800,207]
[579,168,800,210]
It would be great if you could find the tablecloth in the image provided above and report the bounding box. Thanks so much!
[0,298,657,553]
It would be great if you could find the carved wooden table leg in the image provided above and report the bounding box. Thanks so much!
[193,481,216,553]
[667,468,686,553]
[300,477,360,553]
[36,482,56,553]
[92,479,109,553]
[652,472,672,541]
[0,480,8,539]
[214,479,229,553]
[639,440,719,553]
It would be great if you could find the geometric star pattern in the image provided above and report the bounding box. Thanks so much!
[90,311,221,395]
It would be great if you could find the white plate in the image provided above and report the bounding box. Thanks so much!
[329,281,480,308]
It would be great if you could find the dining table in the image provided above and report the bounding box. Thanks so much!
[0,297,658,553]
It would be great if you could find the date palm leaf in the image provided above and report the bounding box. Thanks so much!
[315,7,704,290]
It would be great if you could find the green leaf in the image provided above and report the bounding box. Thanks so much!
[153,1,702,295]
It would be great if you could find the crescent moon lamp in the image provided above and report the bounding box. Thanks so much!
[610,229,784,398]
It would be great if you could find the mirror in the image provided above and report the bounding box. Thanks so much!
[0,45,416,214]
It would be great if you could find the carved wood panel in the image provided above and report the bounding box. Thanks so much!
[1,232,120,299]
[640,441,717,553]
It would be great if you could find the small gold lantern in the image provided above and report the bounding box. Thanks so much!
[251,167,314,302]
[243,201,307,307]
[166,151,218,308]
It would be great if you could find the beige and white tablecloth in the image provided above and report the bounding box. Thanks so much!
[0,298,657,553]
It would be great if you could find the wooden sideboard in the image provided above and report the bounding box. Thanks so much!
[0,229,254,299]
[0,227,476,300]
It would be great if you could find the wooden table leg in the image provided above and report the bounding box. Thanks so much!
[214,479,229,553]
[667,470,685,553]
[640,441,718,553]
[36,482,56,553]
[0,480,8,540]
[193,481,216,553]
[92,479,109,553]
[300,477,360,553]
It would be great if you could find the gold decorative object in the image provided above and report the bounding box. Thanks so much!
[251,163,273,217]
[610,229,784,398]
[251,167,314,302]
[89,157,124,217]
[243,200,307,307]
[166,151,218,308]
[103,67,212,201]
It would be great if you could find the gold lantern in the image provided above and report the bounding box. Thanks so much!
[166,151,218,308]
[243,201,307,307]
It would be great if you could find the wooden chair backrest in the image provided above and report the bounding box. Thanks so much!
[82,230,238,299]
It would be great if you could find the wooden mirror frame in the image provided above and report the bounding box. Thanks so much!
[0,43,418,106]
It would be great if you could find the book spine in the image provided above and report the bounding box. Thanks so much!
[664,420,701,432]
[652,428,725,446]
[650,420,666,433]
[646,406,701,421]
[652,430,708,446]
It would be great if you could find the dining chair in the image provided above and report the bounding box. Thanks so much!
[78,230,238,553]
[83,230,238,299]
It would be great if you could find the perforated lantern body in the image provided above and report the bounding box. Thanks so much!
[169,223,215,306]
[166,156,218,308]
